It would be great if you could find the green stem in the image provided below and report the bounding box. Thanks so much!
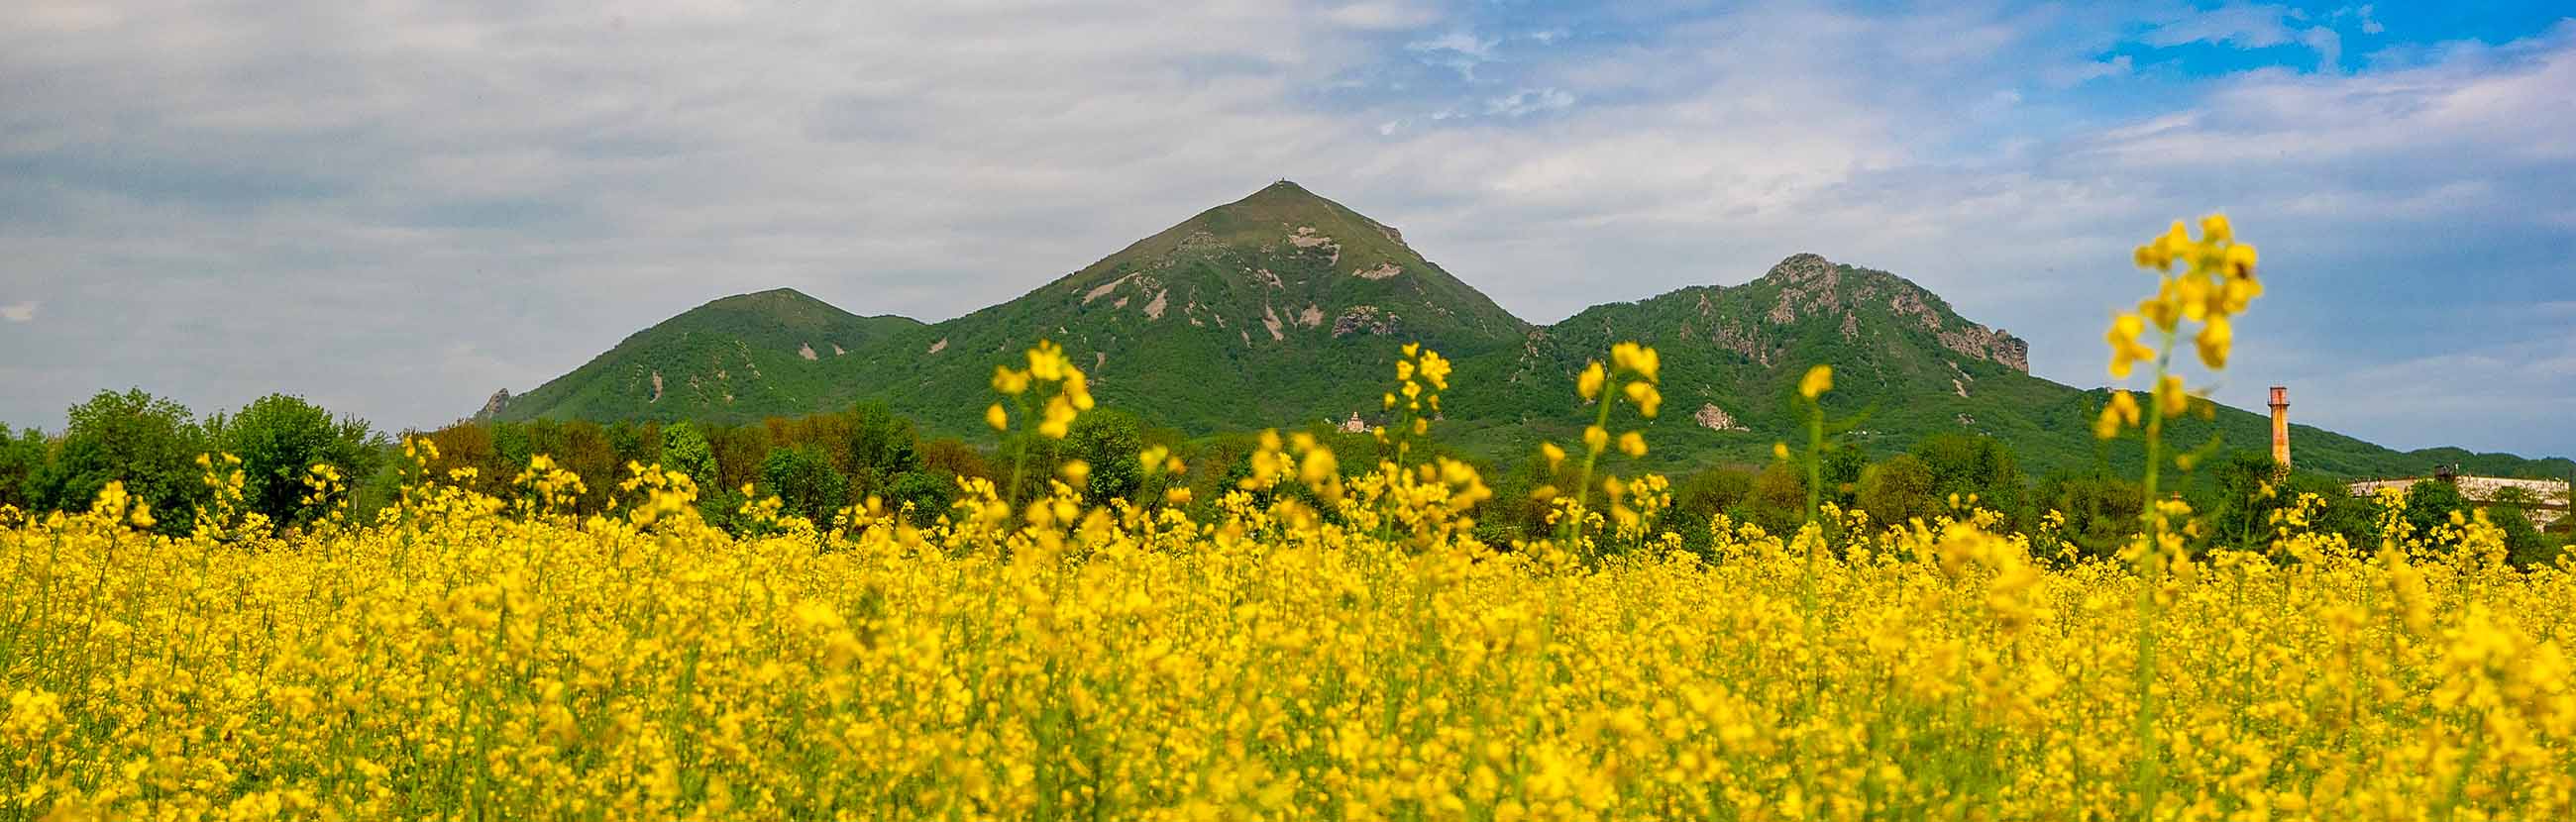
[1568,387,1617,555]
[1805,398,1824,526]
[2132,323,2178,819]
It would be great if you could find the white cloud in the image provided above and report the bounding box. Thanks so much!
[0,301,34,322]
[1322,1,1440,32]
[1485,87,1573,117]
[2140,3,2300,50]
[1407,30,1496,58]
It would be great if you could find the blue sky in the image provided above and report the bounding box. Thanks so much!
[0,1,2569,461]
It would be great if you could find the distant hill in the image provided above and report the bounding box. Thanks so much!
[483,182,2573,480]
[487,288,921,423]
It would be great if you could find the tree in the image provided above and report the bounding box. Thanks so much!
[759,446,850,524]
[0,427,49,510]
[1664,465,1757,550]
[917,438,991,482]
[1857,454,1941,526]
[1740,461,1808,537]
[845,402,921,496]
[211,393,381,525]
[38,389,209,532]
[2201,451,2285,549]
[1065,411,1144,506]
[2036,470,2143,561]
[660,422,718,493]
[2487,488,2559,568]
[1911,433,2027,525]
[886,470,953,527]
[2401,478,2469,547]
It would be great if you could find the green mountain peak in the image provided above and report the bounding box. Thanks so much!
[481,186,2565,480]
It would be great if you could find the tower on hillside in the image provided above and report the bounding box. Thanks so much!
[2268,386,2292,469]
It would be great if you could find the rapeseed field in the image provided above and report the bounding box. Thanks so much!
[6,218,2571,821]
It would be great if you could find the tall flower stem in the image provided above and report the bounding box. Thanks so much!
[2132,323,2178,818]
[1568,393,1615,553]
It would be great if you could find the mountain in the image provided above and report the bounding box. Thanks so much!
[1501,254,2550,479]
[483,182,2570,480]
[489,288,921,423]
[836,180,1536,434]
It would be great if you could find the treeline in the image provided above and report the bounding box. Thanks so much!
[3,389,2564,564]
[0,389,384,533]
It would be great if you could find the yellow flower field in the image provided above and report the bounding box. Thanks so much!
[4,469,2570,821]
[6,217,2571,821]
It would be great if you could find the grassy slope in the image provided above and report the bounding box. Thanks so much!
[793,180,1533,436]
[495,289,922,424]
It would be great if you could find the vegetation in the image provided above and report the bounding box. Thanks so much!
[7,209,2576,819]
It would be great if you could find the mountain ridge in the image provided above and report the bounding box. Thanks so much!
[483,181,2570,479]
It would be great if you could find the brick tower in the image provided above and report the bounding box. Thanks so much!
[2268,386,2291,469]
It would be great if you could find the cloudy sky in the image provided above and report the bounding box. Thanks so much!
[2,1,2569,459]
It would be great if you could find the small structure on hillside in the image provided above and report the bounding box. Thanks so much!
[2349,470,2571,528]
[1338,412,1369,434]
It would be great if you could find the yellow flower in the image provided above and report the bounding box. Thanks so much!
[2223,243,2259,278]
[1623,381,1662,418]
[992,366,1031,395]
[1799,364,1834,400]
[2220,275,2262,315]
[2195,315,2232,370]
[1541,442,1565,469]
[2105,313,2154,379]
[1418,351,1451,390]
[2094,390,2138,440]
[2139,288,2181,332]
[1064,370,1095,411]
[1038,396,1077,439]
[1609,342,1660,382]
[2156,373,2191,416]
[1059,460,1091,485]
[2200,213,2231,244]
[986,403,1009,432]
[1027,340,1067,381]
[1583,425,1609,455]
[1577,361,1606,401]
[1773,442,1791,462]
[1617,431,1647,458]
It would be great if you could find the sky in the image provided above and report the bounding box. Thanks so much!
[1,1,2569,460]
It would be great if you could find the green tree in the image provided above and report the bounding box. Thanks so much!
[1066,411,1145,506]
[37,389,209,532]
[2486,488,2559,568]
[0,427,49,510]
[845,402,921,495]
[1911,433,2027,524]
[2036,470,2143,561]
[759,446,850,524]
[886,470,954,528]
[211,393,382,525]
[1740,461,1808,537]
[1663,465,1756,551]
[1857,454,1942,526]
[2200,451,2285,549]
[660,422,718,492]
[2401,478,2470,547]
